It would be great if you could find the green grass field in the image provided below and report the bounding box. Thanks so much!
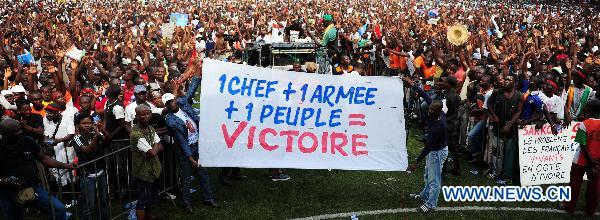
[19,120,596,220]
[141,123,596,220]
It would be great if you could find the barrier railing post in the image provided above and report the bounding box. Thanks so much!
[105,155,113,219]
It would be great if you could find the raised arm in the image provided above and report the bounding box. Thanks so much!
[403,75,432,105]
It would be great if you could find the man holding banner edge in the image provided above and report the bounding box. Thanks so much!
[163,57,219,211]
[405,75,448,213]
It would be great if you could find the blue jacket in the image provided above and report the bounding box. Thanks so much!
[165,76,201,158]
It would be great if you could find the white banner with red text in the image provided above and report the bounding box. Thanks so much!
[197,59,407,171]
[518,123,581,186]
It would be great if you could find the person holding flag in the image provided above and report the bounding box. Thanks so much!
[566,100,600,216]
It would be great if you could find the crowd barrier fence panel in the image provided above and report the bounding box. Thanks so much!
[38,138,179,220]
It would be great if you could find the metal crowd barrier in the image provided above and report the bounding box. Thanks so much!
[36,138,179,220]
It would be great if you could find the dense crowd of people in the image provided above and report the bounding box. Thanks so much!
[0,0,599,219]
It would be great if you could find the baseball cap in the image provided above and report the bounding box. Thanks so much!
[162,93,175,104]
[45,103,63,112]
[1,90,13,96]
[148,83,161,91]
[10,85,26,93]
[81,87,95,94]
[134,85,147,94]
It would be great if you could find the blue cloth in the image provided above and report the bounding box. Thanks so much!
[0,186,67,220]
[166,77,201,158]
[357,24,367,36]
[468,120,486,155]
[205,41,216,56]
[80,173,109,220]
[428,10,438,18]
[522,91,544,121]
[178,149,215,204]
[520,80,530,93]
[17,51,34,65]
[419,146,448,209]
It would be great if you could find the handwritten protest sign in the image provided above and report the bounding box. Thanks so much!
[169,13,189,27]
[518,123,580,186]
[160,23,175,39]
[198,59,408,171]
[65,45,85,61]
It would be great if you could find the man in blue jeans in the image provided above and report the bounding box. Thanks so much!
[405,76,448,213]
[0,118,75,220]
[164,59,218,213]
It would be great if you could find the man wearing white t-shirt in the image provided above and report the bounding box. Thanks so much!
[539,80,562,120]
[195,34,206,59]
[269,19,286,43]
[538,80,563,135]
[43,103,76,186]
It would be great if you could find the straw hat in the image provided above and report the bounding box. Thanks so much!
[305,62,318,73]
[447,25,469,46]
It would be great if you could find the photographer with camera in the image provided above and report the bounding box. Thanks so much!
[0,118,75,220]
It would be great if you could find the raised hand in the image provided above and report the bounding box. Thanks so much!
[28,64,37,75]
[4,68,11,78]
[56,50,65,59]
[70,59,79,70]
[47,65,57,74]
[402,75,414,87]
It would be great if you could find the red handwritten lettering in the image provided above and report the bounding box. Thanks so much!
[247,126,256,149]
[259,128,278,151]
[280,130,300,152]
[330,132,348,156]
[220,121,369,157]
[321,132,328,153]
[571,123,580,139]
[222,122,248,148]
[352,134,368,156]
[298,132,318,153]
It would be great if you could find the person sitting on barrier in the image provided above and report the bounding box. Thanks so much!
[131,105,164,220]
[0,118,75,220]
[72,113,109,220]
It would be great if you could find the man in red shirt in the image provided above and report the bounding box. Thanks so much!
[566,100,600,216]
